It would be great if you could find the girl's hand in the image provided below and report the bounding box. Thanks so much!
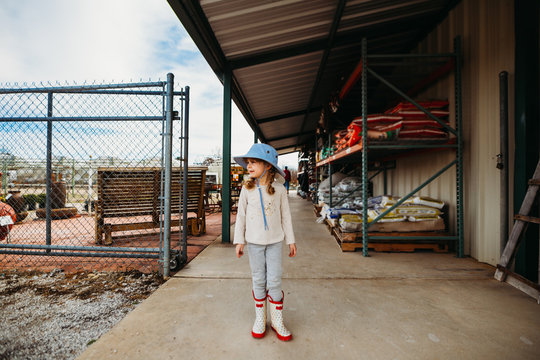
[236,244,244,258]
[288,244,297,257]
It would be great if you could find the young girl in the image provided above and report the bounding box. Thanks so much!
[233,143,297,341]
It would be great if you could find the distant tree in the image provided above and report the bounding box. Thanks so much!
[198,146,222,166]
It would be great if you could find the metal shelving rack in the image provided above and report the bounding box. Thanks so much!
[315,36,464,258]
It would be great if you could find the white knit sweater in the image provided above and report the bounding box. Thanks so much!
[233,181,296,245]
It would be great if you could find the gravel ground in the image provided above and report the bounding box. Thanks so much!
[0,269,164,360]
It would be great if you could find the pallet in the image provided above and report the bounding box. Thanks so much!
[330,222,449,253]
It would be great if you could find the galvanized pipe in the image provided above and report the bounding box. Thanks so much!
[0,81,166,93]
[181,86,190,264]
[162,73,174,277]
[158,85,167,277]
[2,116,170,122]
[0,243,161,253]
[0,250,160,259]
[45,92,53,251]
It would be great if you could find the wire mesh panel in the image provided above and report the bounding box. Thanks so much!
[0,76,188,275]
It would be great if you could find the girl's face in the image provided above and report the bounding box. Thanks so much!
[246,158,271,179]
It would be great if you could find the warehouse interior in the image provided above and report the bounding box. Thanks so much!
[166,0,540,283]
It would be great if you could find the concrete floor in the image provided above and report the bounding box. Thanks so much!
[78,193,540,360]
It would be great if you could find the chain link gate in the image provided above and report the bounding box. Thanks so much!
[0,73,189,277]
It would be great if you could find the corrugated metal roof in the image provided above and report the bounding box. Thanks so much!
[167,0,460,154]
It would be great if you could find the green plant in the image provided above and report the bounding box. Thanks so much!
[36,194,47,208]
[23,194,40,210]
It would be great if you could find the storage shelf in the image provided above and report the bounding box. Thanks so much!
[311,36,464,257]
[316,138,457,167]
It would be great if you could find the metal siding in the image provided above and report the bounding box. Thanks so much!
[372,0,515,265]
[203,0,336,58]
[260,115,304,139]
[234,51,323,120]
[192,0,457,149]
[340,0,446,33]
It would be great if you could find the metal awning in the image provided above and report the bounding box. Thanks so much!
[167,0,460,154]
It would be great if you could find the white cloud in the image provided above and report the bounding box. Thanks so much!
[0,0,262,164]
[0,0,298,170]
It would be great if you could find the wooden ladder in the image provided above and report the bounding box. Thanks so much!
[494,159,540,302]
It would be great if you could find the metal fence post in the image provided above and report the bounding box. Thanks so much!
[163,73,174,277]
[181,86,190,264]
[46,92,53,251]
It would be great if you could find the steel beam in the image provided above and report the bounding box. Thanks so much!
[222,68,232,243]
[297,0,346,151]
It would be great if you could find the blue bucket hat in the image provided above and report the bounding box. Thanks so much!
[233,143,285,178]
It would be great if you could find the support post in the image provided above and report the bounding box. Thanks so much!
[328,133,332,208]
[181,86,190,264]
[46,92,53,251]
[454,36,464,258]
[361,38,369,257]
[222,68,232,243]
[499,71,509,253]
[162,73,174,277]
[383,167,388,195]
[314,136,318,203]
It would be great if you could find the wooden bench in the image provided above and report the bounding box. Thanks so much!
[95,167,207,245]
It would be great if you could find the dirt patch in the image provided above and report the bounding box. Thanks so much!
[0,269,164,360]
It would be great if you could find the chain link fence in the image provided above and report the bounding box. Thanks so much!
[0,75,189,276]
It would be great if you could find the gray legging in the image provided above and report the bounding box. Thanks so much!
[247,241,283,301]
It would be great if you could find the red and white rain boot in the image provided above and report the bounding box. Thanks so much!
[251,291,266,338]
[268,291,292,341]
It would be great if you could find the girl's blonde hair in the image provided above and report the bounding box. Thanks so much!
[244,162,276,195]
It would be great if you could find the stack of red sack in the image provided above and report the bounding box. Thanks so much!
[386,100,449,139]
[335,100,450,151]
[335,114,403,151]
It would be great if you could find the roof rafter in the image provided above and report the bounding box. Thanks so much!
[296,0,346,151]
[229,16,430,70]
[267,130,315,143]
[258,107,321,124]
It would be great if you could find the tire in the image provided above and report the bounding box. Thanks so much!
[169,254,181,271]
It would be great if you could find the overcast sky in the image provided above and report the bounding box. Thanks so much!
[0,0,298,169]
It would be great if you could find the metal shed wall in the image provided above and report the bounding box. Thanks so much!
[372,0,515,265]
